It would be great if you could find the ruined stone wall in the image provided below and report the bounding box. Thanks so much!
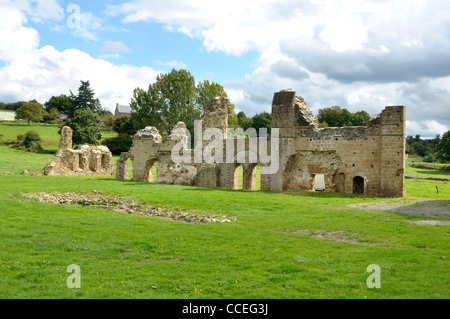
[44,126,114,176]
[116,90,406,198]
[268,89,406,197]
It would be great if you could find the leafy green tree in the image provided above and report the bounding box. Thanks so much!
[131,69,234,140]
[16,102,45,125]
[131,69,201,139]
[68,80,102,118]
[44,95,72,114]
[113,116,136,135]
[130,87,163,133]
[43,107,60,123]
[251,112,272,136]
[196,80,227,115]
[228,104,238,128]
[436,130,450,163]
[101,114,115,132]
[237,111,253,130]
[64,109,101,145]
[318,106,369,127]
[351,110,370,126]
[319,121,329,128]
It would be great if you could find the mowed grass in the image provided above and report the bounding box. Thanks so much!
[0,174,449,299]
[0,123,448,299]
[405,156,450,180]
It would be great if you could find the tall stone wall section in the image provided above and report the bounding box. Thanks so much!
[116,91,406,197]
[268,89,406,197]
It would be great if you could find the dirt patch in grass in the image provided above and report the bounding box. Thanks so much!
[283,229,386,246]
[349,200,450,217]
[21,191,237,224]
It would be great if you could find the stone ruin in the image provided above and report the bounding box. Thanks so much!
[116,90,406,197]
[43,126,114,176]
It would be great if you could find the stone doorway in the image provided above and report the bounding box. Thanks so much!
[353,176,365,195]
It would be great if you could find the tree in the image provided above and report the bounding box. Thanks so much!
[44,94,72,114]
[237,111,253,130]
[43,107,60,123]
[436,130,450,163]
[228,104,238,128]
[16,102,45,125]
[196,80,227,115]
[113,116,136,135]
[351,110,370,126]
[251,112,272,136]
[67,80,102,118]
[64,109,101,145]
[131,69,229,140]
[318,106,369,127]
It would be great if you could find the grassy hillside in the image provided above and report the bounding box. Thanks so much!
[0,122,119,174]
[0,122,118,153]
[0,122,448,299]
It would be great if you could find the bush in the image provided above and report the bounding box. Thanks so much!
[103,133,133,155]
[113,116,136,135]
[423,155,435,163]
[16,130,43,152]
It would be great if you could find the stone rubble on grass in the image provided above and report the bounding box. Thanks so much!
[22,191,237,224]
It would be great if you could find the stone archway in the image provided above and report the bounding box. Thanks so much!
[143,158,158,182]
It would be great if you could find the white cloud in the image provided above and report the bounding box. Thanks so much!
[29,0,64,23]
[0,4,160,111]
[0,44,160,110]
[103,40,130,53]
[106,0,450,137]
[153,60,187,69]
[1,0,449,138]
[2,0,64,23]
[71,11,102,41]
[406,120,448,139]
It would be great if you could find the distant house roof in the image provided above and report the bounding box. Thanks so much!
[115,104,132,116]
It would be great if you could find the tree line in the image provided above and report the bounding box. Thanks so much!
[406,134,450,163]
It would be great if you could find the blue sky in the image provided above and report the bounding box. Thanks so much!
[1,0,450,138]
[35,1,259,82]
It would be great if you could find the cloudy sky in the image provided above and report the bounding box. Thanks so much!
[1,0,449,138]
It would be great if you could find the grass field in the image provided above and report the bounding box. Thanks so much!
[405,156,450,180]
[0,122,118,174]
[0,122,448,299]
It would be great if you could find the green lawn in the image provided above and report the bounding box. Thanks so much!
[0,173,448,298]
[0,124,448,299]
[0,122,117,153]
[406,155,450,180]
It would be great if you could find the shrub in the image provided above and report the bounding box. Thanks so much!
[16,130,43,153]
[103,133,133,155]
[423,155,435,163]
